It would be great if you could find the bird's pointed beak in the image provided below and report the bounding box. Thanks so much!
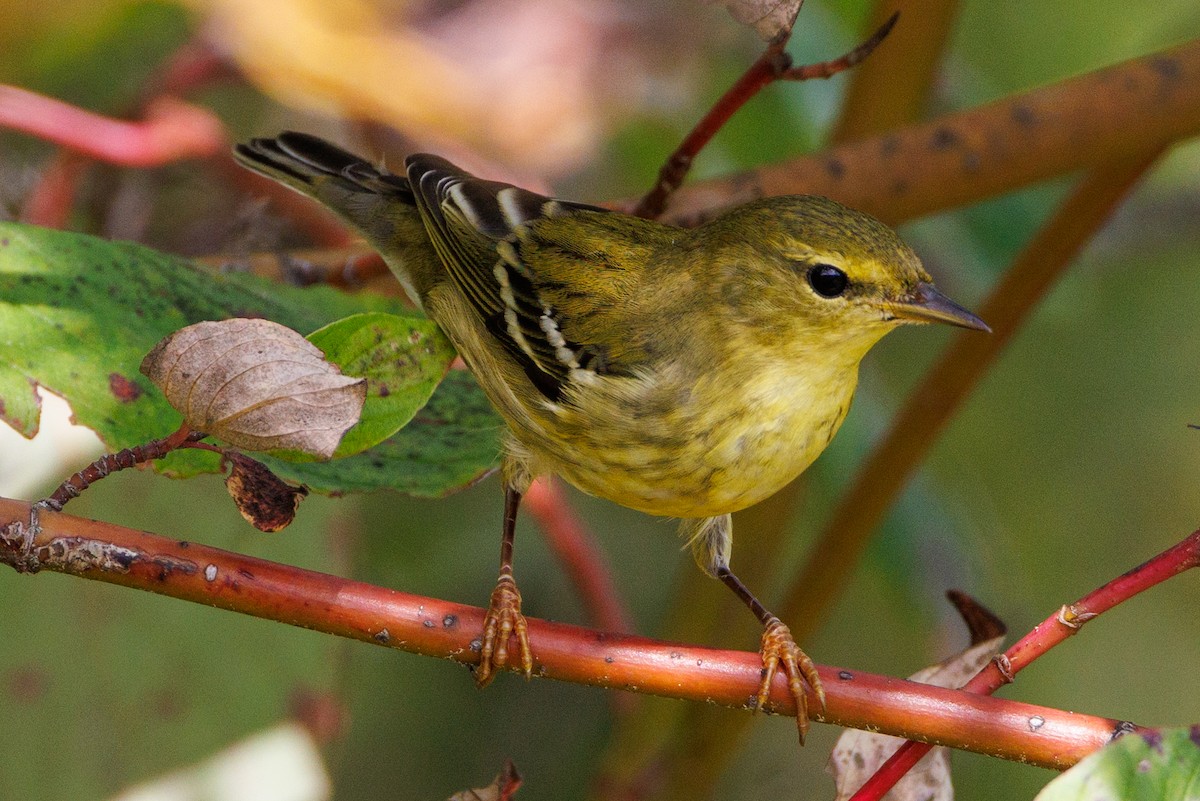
[886,282,990,332]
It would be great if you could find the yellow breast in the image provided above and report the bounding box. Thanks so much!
[526,358,861,519]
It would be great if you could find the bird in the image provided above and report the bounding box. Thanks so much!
[233,131,988,741]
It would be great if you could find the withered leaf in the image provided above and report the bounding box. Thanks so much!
[224,451,308,532]
[448,760,522,801]
[141,318,366,459]
[712,0,803,41]
[828,637,1004,801]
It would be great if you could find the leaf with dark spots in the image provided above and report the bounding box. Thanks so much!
[0,375,41,437]
[306,312,456,458]
[268,369,501,496]
[0,221,501,494]
[1036,726,1200,800]
[107,372,143,403]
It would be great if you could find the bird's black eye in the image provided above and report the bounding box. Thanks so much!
[807,263,849,298]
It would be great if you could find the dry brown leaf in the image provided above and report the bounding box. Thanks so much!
[448,760,522,801]
[827,637,1004,801]
[711,0,802,40]
[141,318,365,459]
[224,452,308,532]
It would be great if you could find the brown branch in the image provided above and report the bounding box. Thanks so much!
[0,496,1127,770]
[654,37,1200,226]
[831,0,962,142]
[220,41,1200,284]
[40,424,202,511]
[784,12,899,81]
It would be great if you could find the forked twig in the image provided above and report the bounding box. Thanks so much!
[631,12,899,219]
[849,527,1200,801]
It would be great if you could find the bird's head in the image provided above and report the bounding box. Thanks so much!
[697,195,988,365]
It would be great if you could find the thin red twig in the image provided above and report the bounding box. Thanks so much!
[523,478,635,635]
[39,425,205,511]
[631,13,899,219]
[783,11,899,81]
[12,38,236,228]
[849,528,1200,801]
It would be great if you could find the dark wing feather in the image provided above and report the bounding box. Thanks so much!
[406,154,659,403]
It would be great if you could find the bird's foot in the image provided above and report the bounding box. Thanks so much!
[755,616,826,744]
[474,571,533,687]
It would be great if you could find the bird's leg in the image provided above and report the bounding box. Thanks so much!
[683,513,823,743]
[716,566,825,744]
[475,483,533,687]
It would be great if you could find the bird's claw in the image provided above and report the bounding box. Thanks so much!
[755,616,825,744]
[475,571,533,687]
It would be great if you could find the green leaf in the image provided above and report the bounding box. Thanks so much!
[306,312,456,458]
[0,221,499,496]
[1035,727,1200,801]
[264,369,502,497]
[3,1,190,115]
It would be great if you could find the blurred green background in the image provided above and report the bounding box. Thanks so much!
[2,1,1199,799]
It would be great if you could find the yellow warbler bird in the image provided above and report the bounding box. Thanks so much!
[234,132,988,741]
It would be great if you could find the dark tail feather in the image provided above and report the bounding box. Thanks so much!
[234,131,414,203]
[233,131,423,254]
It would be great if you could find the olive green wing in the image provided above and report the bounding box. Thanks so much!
[406,154,668,402]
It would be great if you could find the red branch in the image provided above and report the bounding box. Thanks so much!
[849,528,1200,800]
[631,13,898,219]
[523,479,635,635]
[18,150,89,228]
[0,86,226,167]
[0,496,1131,770]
